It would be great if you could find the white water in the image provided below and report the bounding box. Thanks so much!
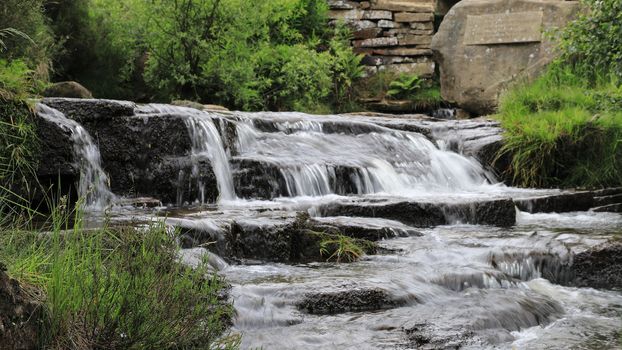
[232,113,496,198]
[36,104,114,209]
[136,104,236,203]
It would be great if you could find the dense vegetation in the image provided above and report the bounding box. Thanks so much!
[0,0,366,113]
[496,0,622,188]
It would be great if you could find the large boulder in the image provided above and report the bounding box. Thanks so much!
[431,0,580,115]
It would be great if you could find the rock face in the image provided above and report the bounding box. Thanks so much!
[38,98,218,205]
[43,81,93,99]
[328,0,436,77]
[0,267,44,350]
[431,0,580,115]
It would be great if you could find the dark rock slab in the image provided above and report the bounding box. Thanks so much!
[592,203,622,213]
[318,198,516,228]
[41,98,135,121]
[297,287,406,315]
[514,191,595,213]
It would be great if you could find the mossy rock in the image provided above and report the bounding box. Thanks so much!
[43,81,93,99]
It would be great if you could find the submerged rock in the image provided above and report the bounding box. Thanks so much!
[297,287,405,315]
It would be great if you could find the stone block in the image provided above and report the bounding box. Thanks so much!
[328,9,363,20]
[353,27,384,39]
[373,0,435,12]
[394,12,434,22]
[378,20,398,28]
[354,36,399,48]
[362,10,393,20]
[328,0,357,10]
[431,0,580,115]
[410,22,434,30]
[399,35,433,46]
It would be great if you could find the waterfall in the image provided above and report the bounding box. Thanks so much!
[36,104,114,209]
[136,104,236,203]
[232,113,495,198]
[185,115,236,202]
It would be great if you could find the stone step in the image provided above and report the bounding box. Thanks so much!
[514,192,595,213]
[593,193,622,207]
[592,203,622,213]
[317,198,516,227]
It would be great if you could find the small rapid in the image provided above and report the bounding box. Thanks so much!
[232,112,496,198]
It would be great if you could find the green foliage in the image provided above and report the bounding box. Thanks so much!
[0,95,39,227]
[496,65,622,188]
[0,59,47,99]
[0,28,34,52]
[559,0,622,82]
[0,0,54,74]
[387,74,424,99]
[1,207,238,349]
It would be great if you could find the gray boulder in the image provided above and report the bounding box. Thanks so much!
[431,0,580,115]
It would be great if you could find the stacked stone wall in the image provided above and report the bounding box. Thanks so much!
[328,0,437,78]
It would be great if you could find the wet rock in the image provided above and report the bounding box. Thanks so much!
[571,242,622,290]
[36,99,220,205]
[231,158,286,199]
[514,191,595,213]
[41,98,135,121]
[0,268,45,350]
[297,288,403,314]
[43,81,93,99]
[319,198,516,227]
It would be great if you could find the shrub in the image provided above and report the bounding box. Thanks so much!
[559,0,622,82]
[0,0,54,74]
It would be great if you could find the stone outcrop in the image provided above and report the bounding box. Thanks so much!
[38,98,218,205]
[328,0,436,77]
[431,0,580,115]
[43,81,93,99]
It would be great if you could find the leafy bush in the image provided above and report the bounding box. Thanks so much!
[559,0,622,82]
[0,0,54,74]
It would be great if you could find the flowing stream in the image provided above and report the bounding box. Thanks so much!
[38,101,622,349]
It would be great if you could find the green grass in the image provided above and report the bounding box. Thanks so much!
[0,201,239,350]
[495,65,622,188]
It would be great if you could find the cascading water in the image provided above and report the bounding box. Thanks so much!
[36,104,114,209]
[231,112,495,198]
[136,104,236,203]
[37,99,622,349]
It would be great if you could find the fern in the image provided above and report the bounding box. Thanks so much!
[387,74,423,99]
